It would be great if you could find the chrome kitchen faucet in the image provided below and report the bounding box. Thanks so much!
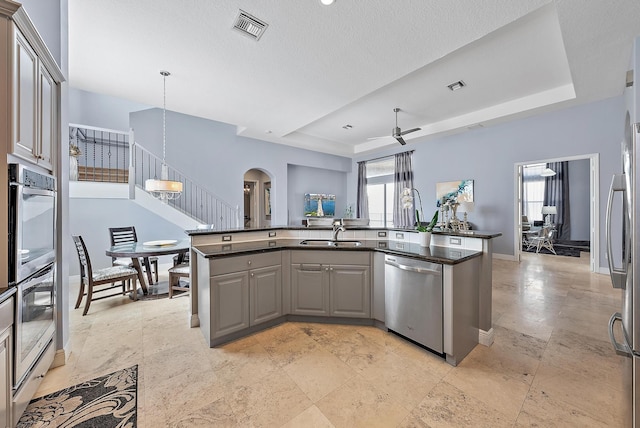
[332,224,345,241]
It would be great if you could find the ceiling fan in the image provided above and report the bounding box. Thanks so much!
[369,107,421,145]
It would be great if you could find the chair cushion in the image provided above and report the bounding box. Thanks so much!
[93,265,138,282]
[113,258,133,267]
[169,264,190,275]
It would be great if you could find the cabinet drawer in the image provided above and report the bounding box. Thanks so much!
[432,235,483,251]
[210,251,281,275]
[291,250,369,266]
[0,297,13,332]
[13,338,54,423]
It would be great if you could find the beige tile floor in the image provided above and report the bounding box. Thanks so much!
[35,251,626,427]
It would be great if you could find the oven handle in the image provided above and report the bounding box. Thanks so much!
[20,265,55,291]
[11,183,55,197]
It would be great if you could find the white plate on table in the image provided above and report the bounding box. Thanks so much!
[143,240,178,247]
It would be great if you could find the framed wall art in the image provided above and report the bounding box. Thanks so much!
[304,193,336,217]
[436,179,474,206]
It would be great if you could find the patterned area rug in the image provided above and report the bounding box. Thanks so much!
[524,240,590,258]
[17,365,137,428]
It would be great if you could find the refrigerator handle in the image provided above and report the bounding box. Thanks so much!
[605,174,627,289]
[608,312,632,357]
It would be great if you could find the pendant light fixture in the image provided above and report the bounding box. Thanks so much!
[540,167,556,177]
[145,71,183,200]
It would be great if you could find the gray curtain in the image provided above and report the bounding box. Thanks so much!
[393,151,414,228]
[356,161,369,219]
[543,161,571,240]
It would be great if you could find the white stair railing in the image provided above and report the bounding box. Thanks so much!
[131,141,240,229]
[69,124,240,230]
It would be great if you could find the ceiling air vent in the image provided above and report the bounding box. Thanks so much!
[233,10,268,41]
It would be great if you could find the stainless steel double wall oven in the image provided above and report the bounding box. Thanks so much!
[8,163,56,389]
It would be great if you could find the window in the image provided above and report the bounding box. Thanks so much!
[522,163,545,222]
[366,157,394,227]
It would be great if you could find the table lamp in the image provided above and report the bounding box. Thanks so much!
[541,206,557,225]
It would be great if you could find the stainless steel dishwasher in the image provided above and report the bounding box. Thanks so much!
[384,254,443,354]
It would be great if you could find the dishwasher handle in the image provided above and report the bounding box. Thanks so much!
[385,259,441,275]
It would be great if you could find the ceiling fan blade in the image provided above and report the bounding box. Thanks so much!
[395,135,406,145]
[400,127,421,136]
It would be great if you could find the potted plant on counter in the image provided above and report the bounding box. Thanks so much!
[416,209,439,247]
[401,187,439,247]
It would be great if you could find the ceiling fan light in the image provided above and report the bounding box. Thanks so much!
[320,0,335,5]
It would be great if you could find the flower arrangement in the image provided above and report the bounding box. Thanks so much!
[69,143,82,157]
[401,188,438,232]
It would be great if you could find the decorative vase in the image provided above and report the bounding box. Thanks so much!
[419,231,431,247]
[69,155,79,181]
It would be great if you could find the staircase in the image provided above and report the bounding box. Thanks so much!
[69,124,240,230]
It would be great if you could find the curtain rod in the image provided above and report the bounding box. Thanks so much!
[359,150,414,164]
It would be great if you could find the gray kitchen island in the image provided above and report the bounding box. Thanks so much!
[186,226,501,366]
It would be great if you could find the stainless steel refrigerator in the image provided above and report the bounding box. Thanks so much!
[607,36,639,428]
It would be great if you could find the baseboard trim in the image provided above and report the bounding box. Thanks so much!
[51,345,69,368]
[190,314,200,328]
[479,328,494,346]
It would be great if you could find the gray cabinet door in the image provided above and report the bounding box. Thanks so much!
[37,62,55,170]
[291,264,329,316]
[250,265,282,326]
[13,29,37,161]
[0,329,10,428]
[330,264,370,318]
[211,271,249,338]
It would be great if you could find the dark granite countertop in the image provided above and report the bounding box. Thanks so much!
[186,225,501,240]
[0,286,16,304]
[192,239,481,265]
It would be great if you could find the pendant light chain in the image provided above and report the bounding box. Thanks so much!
[144,70,183,199]
[161,70,169,165]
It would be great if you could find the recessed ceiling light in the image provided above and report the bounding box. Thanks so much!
[342,124,353,130]
[447,80,466,91]
[320,0,335,5]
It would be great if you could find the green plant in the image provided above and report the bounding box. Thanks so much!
[416,210,438,233]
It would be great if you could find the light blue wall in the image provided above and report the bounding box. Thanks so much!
[130,108,352,226]
[288,164,348,225]
[568,158,590,241]
[69,87,150,131]
[351,95,625,266]
[18,0,61,66]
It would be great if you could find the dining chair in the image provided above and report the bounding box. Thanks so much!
[109,226,158,284]
[527,226,556,255]
[168,264,190,298]
[72,235,139,315]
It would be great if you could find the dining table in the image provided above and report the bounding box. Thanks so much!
[105,238,190,295]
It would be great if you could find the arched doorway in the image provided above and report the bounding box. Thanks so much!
[243,168,272,228]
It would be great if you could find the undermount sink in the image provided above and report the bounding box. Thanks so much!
[299,239,362,247]
[332,240,363,247]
